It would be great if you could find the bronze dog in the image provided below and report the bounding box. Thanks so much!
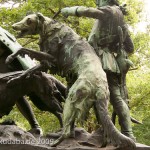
[0,70,66,128]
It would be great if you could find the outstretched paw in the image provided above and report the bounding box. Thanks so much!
[5,48,27,65]
[5,55,15,64]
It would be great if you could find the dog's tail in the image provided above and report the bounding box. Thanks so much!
[94,94,136,148]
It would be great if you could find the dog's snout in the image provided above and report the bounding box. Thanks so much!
[12,24,17,30]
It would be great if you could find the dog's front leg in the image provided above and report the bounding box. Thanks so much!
[6,48,55,66]
[18,48,55,63]
[50,124,75,147]
[5,48,33,65]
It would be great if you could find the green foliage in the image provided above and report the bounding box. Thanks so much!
[126,67,150,145]
[133,117,150,145]
[119,0,144,26]
[131,31,150,68]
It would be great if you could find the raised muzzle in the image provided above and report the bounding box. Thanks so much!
[12,21,23,31]
[12,24,17,30]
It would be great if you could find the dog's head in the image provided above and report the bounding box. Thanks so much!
[12,13,46,38]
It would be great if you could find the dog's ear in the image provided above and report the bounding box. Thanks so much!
[37,13,45,23]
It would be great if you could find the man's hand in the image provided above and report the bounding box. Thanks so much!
[61,6,79,17]
[61,7,70,18]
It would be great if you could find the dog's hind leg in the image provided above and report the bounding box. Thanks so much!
[50,102,75,147]
[51,79,94,147]
[50,102,77,147]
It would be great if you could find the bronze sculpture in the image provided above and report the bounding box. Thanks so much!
[6,12,136,148]
[61,0,135,141]
[0,27,41,134]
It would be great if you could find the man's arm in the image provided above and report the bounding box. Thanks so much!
[61,6,104,19]
[123,33,134,54]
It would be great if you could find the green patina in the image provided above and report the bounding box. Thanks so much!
[9,12,136,147]
[61,2,135,141]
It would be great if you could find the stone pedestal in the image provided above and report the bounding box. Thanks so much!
[0,125,150,150]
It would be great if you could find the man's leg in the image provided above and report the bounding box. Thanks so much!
[107,73,135,141]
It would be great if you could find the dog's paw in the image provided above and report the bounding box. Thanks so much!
[28,127,43,137]
[112,133,136,149]
[5,55,15,64]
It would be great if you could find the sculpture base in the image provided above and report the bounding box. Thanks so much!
[0,143,150,150]
[0,125,150,150]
